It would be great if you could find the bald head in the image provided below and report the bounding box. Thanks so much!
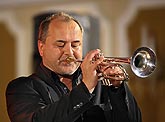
[38,12,83,43]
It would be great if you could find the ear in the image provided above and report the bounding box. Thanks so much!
[38,40,44,57]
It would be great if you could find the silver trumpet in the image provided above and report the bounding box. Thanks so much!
[64,47,157,86]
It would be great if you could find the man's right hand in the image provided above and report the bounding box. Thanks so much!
[80,49,104,91]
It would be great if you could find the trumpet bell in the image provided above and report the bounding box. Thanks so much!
[131,47,156,78]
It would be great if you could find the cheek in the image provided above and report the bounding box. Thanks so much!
[74,48,82,59]
[43,46,61,60]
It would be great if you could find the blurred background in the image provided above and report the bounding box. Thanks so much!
[0,0,165,122]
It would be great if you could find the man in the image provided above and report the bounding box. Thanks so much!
[6,12,141,122]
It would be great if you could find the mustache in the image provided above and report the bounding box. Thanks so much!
[58,56,76,63]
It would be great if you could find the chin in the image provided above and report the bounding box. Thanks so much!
[63,69,76,75]
[55,62,79,75]
[61,66,79,75]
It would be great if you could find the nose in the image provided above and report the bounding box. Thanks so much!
[63,43,74,56]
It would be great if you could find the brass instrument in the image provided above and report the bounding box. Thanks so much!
[100,47,156,78]
[64,47,156,86]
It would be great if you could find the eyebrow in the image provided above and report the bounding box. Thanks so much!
[56,40,81,43]
[56,40,65,43]
[72,40,81,43]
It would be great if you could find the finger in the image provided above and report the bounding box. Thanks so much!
[95,55,104,64]
[84,49,101,61]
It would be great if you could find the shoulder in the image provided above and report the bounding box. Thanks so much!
[7,76,31,87]
[6,76,34,92]
[6,74,53,95]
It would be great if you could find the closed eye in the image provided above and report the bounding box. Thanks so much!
[55,40,65,47]
[71,41,81,48]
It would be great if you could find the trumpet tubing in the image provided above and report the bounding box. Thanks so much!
[102,57,131,64]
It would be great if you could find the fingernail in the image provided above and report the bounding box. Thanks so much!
[96,49,101,51]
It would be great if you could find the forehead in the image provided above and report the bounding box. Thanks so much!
[47,14,83,32]
[48,19,82,36]
[51,19,79,29]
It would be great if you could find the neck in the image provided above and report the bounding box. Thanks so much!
[59,75,73,91]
